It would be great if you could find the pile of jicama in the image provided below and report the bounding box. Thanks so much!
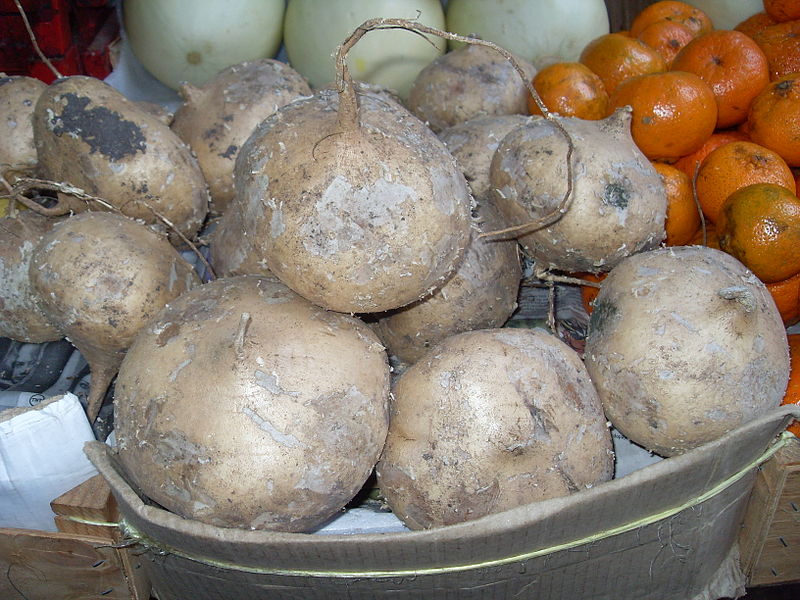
[0,7,788,534]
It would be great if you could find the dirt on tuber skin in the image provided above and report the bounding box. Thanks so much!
[32,76,209,245]
[114,275,391,532]
[0,75,47,182]
[28,211,200,421]
[171,58,312,216]
[0,211,62,342]
[210,24,478,313]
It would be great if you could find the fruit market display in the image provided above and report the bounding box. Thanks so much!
[1,0,798,534]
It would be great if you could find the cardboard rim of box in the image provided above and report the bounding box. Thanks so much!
[84,406,799,599]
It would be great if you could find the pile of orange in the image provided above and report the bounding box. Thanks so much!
[532,0,800,331]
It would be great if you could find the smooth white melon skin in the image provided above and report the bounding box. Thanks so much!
[283,0,446,99]
[584,246,789,457]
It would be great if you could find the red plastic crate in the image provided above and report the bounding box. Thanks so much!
[0,0,118,82]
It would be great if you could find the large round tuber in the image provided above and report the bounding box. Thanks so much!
[170,59,312,215]
[584,246,789,456]
[377,328,614,530]
[32,76,209,243]
[408,44,537,133]
[210,83,473,313]
[114,275,390,532]
[28,212,200,420]
[489,107,667,273]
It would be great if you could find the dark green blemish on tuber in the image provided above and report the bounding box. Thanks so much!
[588,298,618,338]
[602,182,630,210]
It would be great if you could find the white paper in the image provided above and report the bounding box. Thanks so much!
[0,393,98,531]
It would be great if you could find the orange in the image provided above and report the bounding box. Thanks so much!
[652,162,701,245]
[606,70,717,161]
[673,129,750,179]
[527,62,609,120]
[748,74,800,167]
[751,19,800,81]
[764,0,800,22]
[688,222,720,249]
[629,1,714,38]
[579,33,667,95]
[573,272,606,315]
[671,30,771,129]
[695,140,796,223]
[715,182,800,283]
[636,20,695,66]
[734,12,778,37]
[780,334,800,437]
[766,272,800,326]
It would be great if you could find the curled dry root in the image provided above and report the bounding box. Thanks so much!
[0,176,215,280]
[332,18,576,241]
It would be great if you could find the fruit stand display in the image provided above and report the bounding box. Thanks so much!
[1,1,799,599]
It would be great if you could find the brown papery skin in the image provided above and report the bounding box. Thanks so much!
[28,212,200,420]
[114,276,390,532]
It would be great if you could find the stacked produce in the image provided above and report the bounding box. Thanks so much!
[0,0,797,535]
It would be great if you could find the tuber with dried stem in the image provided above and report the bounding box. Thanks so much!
[211,20,500,313]
[584,246,789,456]
[488,107,667,274]
[171,59,312,216]
[114,275,390,531]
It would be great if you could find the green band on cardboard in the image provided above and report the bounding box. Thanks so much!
[92,430,795,579]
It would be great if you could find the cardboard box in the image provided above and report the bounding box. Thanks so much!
[84,406,800,600]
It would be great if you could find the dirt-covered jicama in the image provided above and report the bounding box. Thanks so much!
[372,200,521,365]
[0,75,46,182]
[28,212,200,421]
[584,246,789,456]
[438,114,532,202]
[377,327,614,530]
[114,275,390,532]
[0,211,61,343]
[408,43,537,133]
[210,22,475,313]
[32,76,209,243]
[171,59,312,215]
[489,107,667,274]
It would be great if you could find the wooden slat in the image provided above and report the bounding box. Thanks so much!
[0,528,129,600]
[740,437,800,586]
[49,473,152,599]
[51,473,118,523]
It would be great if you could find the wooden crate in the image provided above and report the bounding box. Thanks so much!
[739,435,800,586]
[0,474,151,600]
